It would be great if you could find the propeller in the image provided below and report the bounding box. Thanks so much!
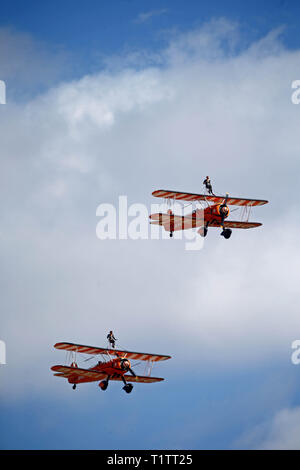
[220,193,229,232]
[120,358,136,377]
[223,192,229,205]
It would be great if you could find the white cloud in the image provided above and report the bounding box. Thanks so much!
[236,407,300,449]
[0,27,72,100]
[0,19,300,401]
[134,9,168,24]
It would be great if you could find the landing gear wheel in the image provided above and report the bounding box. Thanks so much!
[99,380,109,391]
[199,226,208,237]
[123,383,133,394]
[72,384,76,390]
[170,231,173,238]
[221,228,232,239]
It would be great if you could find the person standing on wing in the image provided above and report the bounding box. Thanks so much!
[203,176,215,195]
[107,331,117,349]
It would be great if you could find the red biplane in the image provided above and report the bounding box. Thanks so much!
[51,342,171,394]
[150,189,268,239]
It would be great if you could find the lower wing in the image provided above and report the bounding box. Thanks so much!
[111,375,163,383]
[208,220,262,229]
[51,365,164,384]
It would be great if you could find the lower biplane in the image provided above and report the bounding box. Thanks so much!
[51,342,171,394]
[150,189,268,239]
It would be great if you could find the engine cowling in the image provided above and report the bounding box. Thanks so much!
[210,203,229,218]
[120,358,131,371]
[218,204,229,217]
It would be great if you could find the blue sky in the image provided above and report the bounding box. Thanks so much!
[2,0,300,52]
[1,0,300,450]
[1,0,300,83]
[2,361,300,449]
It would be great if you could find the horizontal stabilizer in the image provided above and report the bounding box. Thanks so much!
[150,213,203,231]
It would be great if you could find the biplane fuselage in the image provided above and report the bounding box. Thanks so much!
[203,202,230,224]
[183,202,230,229]
[152,202,230,234]
[150,189,268,239]
[67,357,131,385]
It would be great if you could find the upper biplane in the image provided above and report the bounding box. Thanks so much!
[150,189,268,239]
[51,342,171,394]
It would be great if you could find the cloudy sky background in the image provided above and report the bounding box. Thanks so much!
[1,0,300,449]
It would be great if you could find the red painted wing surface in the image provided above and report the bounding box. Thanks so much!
[152,190,268,207]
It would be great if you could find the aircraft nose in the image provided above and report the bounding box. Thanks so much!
[121,359,130,370]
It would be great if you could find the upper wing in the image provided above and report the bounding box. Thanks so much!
[150,213,202,231]
[152,190,268,207]
[54,342,171,362]
[208,220,262,229]
[51,365,106,381]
